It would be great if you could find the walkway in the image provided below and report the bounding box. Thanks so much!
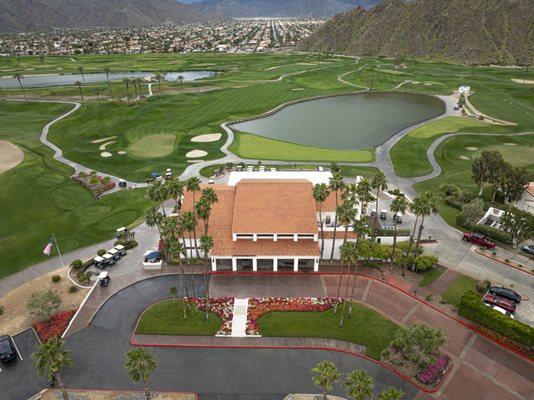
[230,298,249,337]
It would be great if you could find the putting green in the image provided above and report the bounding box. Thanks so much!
[35,173,65,187]
[75,204,112,223]
[127,134,177,158]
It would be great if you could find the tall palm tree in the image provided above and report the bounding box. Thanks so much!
[413,192,440,259]
[167,238,189,318]
[355,179,373,217]
[181,211,198,260]
[311,361,341,400]
[186,176,201,206]
[378,387,405,400]
[154,71,164,95]
[125,348,157,400]
[338,199,357,247]
[104,67,112,97]
[339,241,358,327]
[344,369,374,400]
[329,171,345,262]
[347,217,371,318]
[33,337,74,400]
[201,187,218,206]
[200,234,214,320]
[78,65,85,83]
[166,177,184,210]
[195,198,212,237]
[13,72,27,101]
[371,172,388,239]
[313,183,330,259]
[147,180,169,217]
[406,196,425,259]
[390,195,408,261]
[145,205,164,234]
[74,81,84,102]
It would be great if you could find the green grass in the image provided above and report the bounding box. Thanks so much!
[258,302,398,359]
[229,132,374,163]
[418,267,445,287]
[441,276,478,307]
[135,300,222,335]
[127,133,177,158]
[0,101,152,278]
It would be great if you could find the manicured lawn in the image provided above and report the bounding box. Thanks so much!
[229,132,374,163]
[135,300,222,336]
[441,275,478,307]
[258,302,398,359]
[419,267,445,287]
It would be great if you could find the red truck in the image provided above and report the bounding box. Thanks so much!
[483,293,516,313]
[462,232,496,249]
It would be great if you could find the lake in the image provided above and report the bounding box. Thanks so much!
[231,92,444,149]
[0,71,214,88]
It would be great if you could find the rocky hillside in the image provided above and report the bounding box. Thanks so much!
[298,0,534,65]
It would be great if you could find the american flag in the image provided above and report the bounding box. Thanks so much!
[43,238,54,256]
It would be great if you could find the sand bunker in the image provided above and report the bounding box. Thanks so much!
[117,150,126,154]
[503,142,517,146]
[511,79,534,84]
[466,147,479,151]
[459,155,470,160]
[186,150,208,158]
[187,159,205,163]
[100,152,112,158]
[99,140,116,150]
[292,88,304,91]
[91,136,117,144]
[0,140,24,174]
[191,133,222,143]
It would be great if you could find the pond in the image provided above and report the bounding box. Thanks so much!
[231,92,444,149]
[0,70,214,88]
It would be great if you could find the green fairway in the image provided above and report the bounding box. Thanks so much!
[441,276,479,307]
[229,132,374,163]
[390,116,509,178]
[0,101,152,278]
[135,300,222,336]
[258,302,398,359]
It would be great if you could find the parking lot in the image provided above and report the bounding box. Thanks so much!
[1,328,46,399]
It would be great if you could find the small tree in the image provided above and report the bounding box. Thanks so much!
[344,369,374,400]
[311,360,341,400]
[27,290,62,321]
[389,323,446,369]
[378,387,405,400]
[500,208,532,247]
[459,198,485,225]
[33,337,73,400]
[125,348,157,400]
[500,167,531,204]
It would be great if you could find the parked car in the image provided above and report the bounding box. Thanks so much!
[483,293,516,313]
[521,244,534,255]
[0,335,17,363]
[380,209,387,220]
[488,286,521,304]
[488,305,515,319]
[462,232,496,249]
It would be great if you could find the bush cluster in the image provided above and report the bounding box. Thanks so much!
[458,290,534,349]
[68,285,79,293]
[459,222,513,245]
[97,249,107,256]
[51,275,61,283]
[70,259,83,270]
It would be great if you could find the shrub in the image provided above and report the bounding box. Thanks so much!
[71,259,83,270]
[33,310,75,342]
[51,275,61,283]
[425,294,433,302]
[76,270,90,284]
[439,183,459,197]
[97,249,107,256]
[458,290,534,348]
[445,196,463,210]
[68,285,79,293]
[475,279,492,294]
[415,255,438,273]
[26,290,62,321]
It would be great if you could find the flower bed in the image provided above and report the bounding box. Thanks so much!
[190,297,234,335]
[74,171,115,196]
[416,355,451,386]
[33,310,75,342]
[246,297,337,335]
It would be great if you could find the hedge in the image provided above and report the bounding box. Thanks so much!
[458,290,534,349]
[459,222,513,245]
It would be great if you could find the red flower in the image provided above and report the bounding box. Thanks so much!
[33,310,75,342]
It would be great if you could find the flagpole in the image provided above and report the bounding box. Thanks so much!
[53,233,65,268]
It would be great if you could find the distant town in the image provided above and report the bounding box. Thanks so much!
[0,18,323,56]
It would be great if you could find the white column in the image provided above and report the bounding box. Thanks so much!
[273,258,278,272]
[211,257,217,272]
[232,258,237,272]
[252,258,257,272]
[232,233,237,241]
[293,234,298,242]
[273,234,278,242]
[313,233,318,241]
[293,258,299,272]
[253,233,257,242]
[314,258,319,272]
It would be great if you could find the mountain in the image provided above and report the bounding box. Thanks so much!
[298,0,534,65]
[192,0,381,19]
[0,0,203,32]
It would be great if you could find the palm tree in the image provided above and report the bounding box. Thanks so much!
[33,337,74,400]
[311,361,341,400]
[166,177,184,210]
[186,176,201,206]
[344,369,374,400]
[195,198,212,237]
[181,211,198,260]
[145,205,164,234]
[78,65,85,83]
[412,192,440,259]
[347,217,371,318]
[154,71,164,95]
[406,196,425,260]
[355,179,373,217]
[314,183,331,257]
[147,180,169,217]
[390,195,408,261]
[13,72,27,101]
[313,183,330,259]
[74,81,84,102]
[177,74,184,84]
[167,238,189,318]
[104,67,112,97]
[339,241,358,327]
[377,387,405,400]
[371,172,388,239]
[338,199,357,247]
[329,171,345,262]
[201,187,218,206]
[125,348,157,400]
[200,234,214,320]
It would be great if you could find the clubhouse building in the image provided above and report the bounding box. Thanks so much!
[180,171,362,272]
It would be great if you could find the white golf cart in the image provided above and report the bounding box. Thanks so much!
[102,253,116,267]
[114,244,127,257]
[98,271,110,287]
